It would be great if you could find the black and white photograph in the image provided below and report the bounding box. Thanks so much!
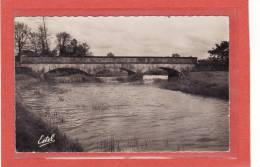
[15,16,229,152]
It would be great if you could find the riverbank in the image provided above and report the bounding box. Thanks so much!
[16,75,83,152]
[158,71,229,99]
[16,66,229,100]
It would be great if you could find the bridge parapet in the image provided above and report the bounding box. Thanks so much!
[20,56,197,64]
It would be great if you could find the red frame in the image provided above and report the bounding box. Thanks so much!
[1,0,250,166]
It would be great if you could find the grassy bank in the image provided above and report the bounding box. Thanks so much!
[159,71,229,99]
[15,74,84,152]
[16,101,83,152]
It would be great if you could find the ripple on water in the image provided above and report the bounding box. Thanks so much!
[18,82,229,152]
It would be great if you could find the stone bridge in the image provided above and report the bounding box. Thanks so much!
[19,56,197,77]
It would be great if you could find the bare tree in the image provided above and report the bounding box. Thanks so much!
[38,25,50,55]
[31,17,50,56]
[42,17,49,51]
[56,32,71,56]
[15,22,31,56]
[29,32,41,54]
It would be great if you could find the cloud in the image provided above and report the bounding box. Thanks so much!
[15,16,229,59]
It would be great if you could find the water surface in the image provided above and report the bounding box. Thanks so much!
[18,81,229,152]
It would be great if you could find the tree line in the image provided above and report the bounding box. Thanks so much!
[171,41,229,71]
[15,19,229,70]
[15,20,93,57]
[197,41,229,71]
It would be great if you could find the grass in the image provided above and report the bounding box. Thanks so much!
[95,136,185,152]
[96,136,149,152]
[159,71,229,99]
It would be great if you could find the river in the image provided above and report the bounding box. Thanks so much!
[17,77,229,152]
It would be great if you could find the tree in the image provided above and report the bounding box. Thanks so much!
[75,42,90,56]
[208,41,229,69]
[56,32,71,56]
[107,52,115,57]
[50,49,58,57]
[42,17,49,51]
[82,42,91,56]
[37,17,50,55]
[56,33,93,57]
[38,25,51,55]
[69,41,92,57]
[29,32,41,54]
[70,38,78,54]
[15,22,31,56]
[88,52,94,57]
[172,53,181,57]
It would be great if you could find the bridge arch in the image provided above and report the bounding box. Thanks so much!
[119,68,136,75]
[158,67,180,77]
[95,68,129,77]
[44,67,91,77]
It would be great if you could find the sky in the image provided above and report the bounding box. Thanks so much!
[15,16,229,59]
